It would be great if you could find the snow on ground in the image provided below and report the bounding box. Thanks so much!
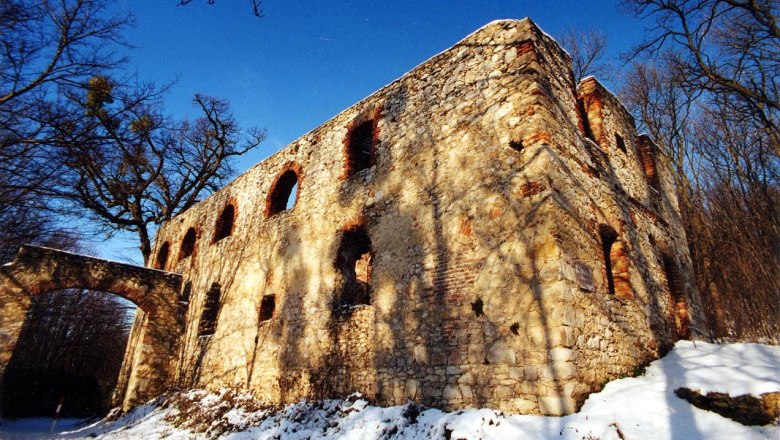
[0,418,85,439]
[1,340,778,439]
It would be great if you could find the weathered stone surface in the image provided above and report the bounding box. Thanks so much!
[538,396,578,416]
[1,17,706,416]
[144,17,704,415]
[487,341,517,365]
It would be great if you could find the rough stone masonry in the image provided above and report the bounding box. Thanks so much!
[0,18,706,415]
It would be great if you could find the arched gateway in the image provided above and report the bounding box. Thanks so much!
[0,245,183,410]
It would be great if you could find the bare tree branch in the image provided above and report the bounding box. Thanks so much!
[559,26,613,83]
[52,78,265,262]
[177,0,264,17]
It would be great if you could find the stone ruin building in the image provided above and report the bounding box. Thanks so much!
[0,18,706,416]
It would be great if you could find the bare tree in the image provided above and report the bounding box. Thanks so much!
[691,96,780,340]
[0,0,131,261]
[559,26,613,83]
[0,0,130,155]
[0,1,264,265]
[621,57,779,341]
[50,77,265,263]
[178,0,264,17]
[2,288,134,416]
[621,0,779,341]
[624,0,779,156]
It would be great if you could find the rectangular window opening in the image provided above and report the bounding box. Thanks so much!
[259,294,275,322]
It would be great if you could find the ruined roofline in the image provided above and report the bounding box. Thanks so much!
[577,76,637,130]
[163,17,569,225]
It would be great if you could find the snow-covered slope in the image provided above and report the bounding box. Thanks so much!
[2,341,778,439]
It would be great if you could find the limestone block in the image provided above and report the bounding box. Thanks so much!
[551,361,576,380]
[508,367,524,379]
[413,345,429,365]
[458,372,475,385]
[494,385,514,399]
[524,365,538,381]
[538,396,578,416]
[550,326,575,348]
[443,385,462,401]
[487,341,517,364]
[460,384,474,400]
[549,347,573,362]
[405,379,419,399]
[506,398,538,413]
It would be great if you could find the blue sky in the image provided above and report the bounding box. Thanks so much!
[102,0,649,263]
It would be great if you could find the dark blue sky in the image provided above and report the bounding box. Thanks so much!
[104,0,649,262]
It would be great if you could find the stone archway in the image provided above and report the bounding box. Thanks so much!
[0,245,183,410]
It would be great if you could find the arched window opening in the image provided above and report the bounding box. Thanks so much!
[198,282,221,336]
[334,225,373,314]
[344,119,376,178]
[599,225,634,299]
[155,242,170,270]
[180,228,197,260]
[662,254,690,339]
[259,294,275,322]
[213,204,235,242]
[615,133,627,154]
[266,169,300,217]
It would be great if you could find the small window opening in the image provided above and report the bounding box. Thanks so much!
[577,98,596,142]
[638,139,661,191]
[471,297,485,317]
[509,140,524,153]
[213,204,235,242]
[155,242,170,270]
[198,282,221,336]
[599,224,634,299]
[662,254,690,339]
[180,227,197,260]
[615,134,627,153]
[178,282,191,323]
[267,169,300,217]
[259,294,275,322]
[334,225,373,313]
[180,281,192,303]
[345,119,375,178]
[599,225,618,296]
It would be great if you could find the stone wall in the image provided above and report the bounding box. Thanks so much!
[144,18,704,415]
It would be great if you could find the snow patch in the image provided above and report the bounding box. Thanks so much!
[2,341,777,439]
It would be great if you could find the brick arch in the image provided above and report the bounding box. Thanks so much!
[598,224,634,300]
[265,161,303,218]
[213,201,237,242]
[0,245,183,410]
